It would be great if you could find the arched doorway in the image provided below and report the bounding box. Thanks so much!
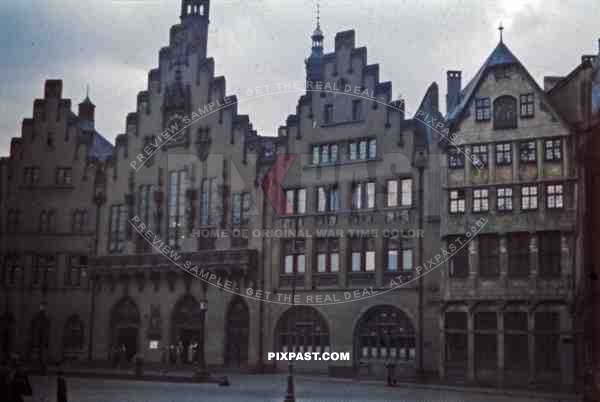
[224,297,249,368]
[0,313,15,363]
[171,295,203,364]
[110,297,140,361]
[353,305,415,377]
[275,306,330,354]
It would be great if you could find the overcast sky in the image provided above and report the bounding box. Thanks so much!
[0,0,598,156]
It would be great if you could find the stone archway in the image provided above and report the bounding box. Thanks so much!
[110,297,140,361]
[171,295,203,364]
[353,305,416,378]
[275,306,330,354]
[224,296,249,368]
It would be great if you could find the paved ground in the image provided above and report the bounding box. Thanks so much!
[27,374,564,402]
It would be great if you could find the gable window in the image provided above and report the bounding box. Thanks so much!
[538,232,561,278]
[521,185,538,210]
[168,170,189,248]
[520,141,537,163]
[449,189,465,214]
[472,189,489,212]
[386,178,412,207]
[283,239,305,274]
[520,93,535,117]
[350,237,375,272]
[479,234,500,278]
[232,192,252,224]
[109,204,127,254]
[495,143,512,165]
[448,147,465,169]
[285,188,306,215]
[56,167,72,185]
[471,144,488,168]
[475,98,491,121]
[24,167,40,185]
[544,139,562,161]
[497,187,513,212]
[315,238,339,273]
[200,177,221,225]
[493,96,517,130]
[546,184,564,209]
[323,104,333,124]
[352,182,376,210]
[312,144,338,165]
[317,186,339,213]
[352,100,363,121]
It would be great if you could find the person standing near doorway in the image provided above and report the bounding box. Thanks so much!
[56,370,67,402]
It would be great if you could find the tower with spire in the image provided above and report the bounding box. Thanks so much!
[305,2,324,83]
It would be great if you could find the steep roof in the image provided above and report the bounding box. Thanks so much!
[446,41,519,123]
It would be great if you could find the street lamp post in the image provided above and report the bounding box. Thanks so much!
[195,299,208,379]
[284,251,297,402]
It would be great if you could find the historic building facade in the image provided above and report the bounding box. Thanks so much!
[0,0,588,392]
[0,80,113,364]
[439,37,579,389]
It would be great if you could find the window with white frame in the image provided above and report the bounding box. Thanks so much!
[471,144,488,168]
[315,238,339,273]
[350,237,376,272]
[283,239,306,274]
[497,187,513,212]
[475,97,491,121]
[520,141,536,163]
[386,178,412,207]
[546,184,564,209]
[448,147,465,169]
[317,186,339,213]
[473,189,489,212]
[519,93,535,118]
[495,143,512,165]
[352,182,376,210]
[284,188,306,215]
[312,143,338,165]
[386,239,413,272]
[449,189,465,213]
[521,185,538,210]
[349,139,376,161]
[544,139,562,161]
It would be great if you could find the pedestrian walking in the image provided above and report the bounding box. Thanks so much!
[57,370,68,402]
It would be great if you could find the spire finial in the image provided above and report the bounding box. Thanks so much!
[316,1,320,30]
[86,84,90,98]
[498,22,504,43]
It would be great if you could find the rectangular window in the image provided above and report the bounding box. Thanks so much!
[471,144,488,168]
[324,104,333,124]
[315,238,339,273]
[349,142,358,161]
[544,139,562,161]
[447,236,469,277]
[312,144,338,165]
[352,100,362,121]
[508,233,530,278]
[6,210,21,233]
[520,93,535,117]
[138,185,154,230]
[284,188,306,215]
[546,184,564,209]
[201,178,221,225]
[56,167,72,185]
[479,234,500,278]
[109,204,127,254]
[496,187,513,212]
[385,239,413,271]
[538,232,561,278]
[71,209,88,233]
[282,239,306,274]
[24,166,40,185]
[232,192,251,224]
[368,139,376,159]
[521,185,538,210]
[401,179,412,206]
[312,145,320,164]
[317,186,339,213]
[168,170,189,248]
[472,188,489,212]
[495,143,512,165]
[448,147,465,169]
[475,97,491,121]
[386,179,412,207]
[449,189,465,214]
[520,141,537,163]
[350,238,375,272]
[352,182,376,210]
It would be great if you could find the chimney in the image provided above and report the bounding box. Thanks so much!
[446,71,461,115]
